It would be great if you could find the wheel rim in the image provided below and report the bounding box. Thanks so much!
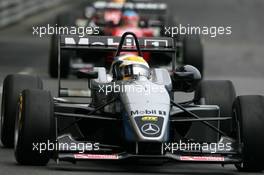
[0,87,5,138]
[14,95,23,150]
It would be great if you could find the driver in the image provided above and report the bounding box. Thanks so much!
[120,10,139,28]
[111,54,150,80]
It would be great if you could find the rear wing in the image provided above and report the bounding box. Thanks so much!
[60,35,175,53]
[93,1,167,12]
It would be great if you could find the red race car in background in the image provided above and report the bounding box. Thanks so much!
[103,10,153,62]
[49,0,203,78]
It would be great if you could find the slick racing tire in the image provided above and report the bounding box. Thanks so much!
[1,74,43,148]
[14,89,54,165]
[194,80,236,136]
[234,95,264,172]
[182,34,204,76]
[49,34,70,78]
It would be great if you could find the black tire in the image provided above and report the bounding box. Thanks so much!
[1,75,43,148]
[194,80,236,136]
[182,34,204,76]
[234,95,264,172]
[49,34,70,78]
[14,89,54,165]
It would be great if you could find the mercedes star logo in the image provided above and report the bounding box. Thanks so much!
[141,123,160,135]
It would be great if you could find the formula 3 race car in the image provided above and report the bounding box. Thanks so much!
[49,0,203,78]
[2,32,263,172]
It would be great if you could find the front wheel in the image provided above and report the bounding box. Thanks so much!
[1,74,43,148]
[234,95,264,172]
[14,89,55,165]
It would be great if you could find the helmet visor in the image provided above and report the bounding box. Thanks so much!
[121,64,149,79]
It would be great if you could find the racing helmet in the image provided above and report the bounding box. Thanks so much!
[111,55,150,80]
[121,10,139,27]
[112,0,126,3]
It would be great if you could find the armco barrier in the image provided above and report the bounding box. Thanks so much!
[0,0,64,28]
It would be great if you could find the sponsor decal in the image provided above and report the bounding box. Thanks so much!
[64,37,170,48]
[144,39,168,47]
[131,109,166,116]
[141,116,158,121]
[74,154,119,160]
[180,156,224,161]
[141,123,160,135]
[134,116,164,137]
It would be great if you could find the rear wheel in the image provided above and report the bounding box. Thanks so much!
[1,74,43,148]
[194,80,236,136]
[182,34,204,76]
[14,89,54,165]
[234,95,264,172]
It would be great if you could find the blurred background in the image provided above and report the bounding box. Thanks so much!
[0,0,263,174]
[0,0,263,94]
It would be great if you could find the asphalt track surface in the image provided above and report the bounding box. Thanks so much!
[0,0,264,174]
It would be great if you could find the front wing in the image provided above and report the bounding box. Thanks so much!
[55,135,242,164]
